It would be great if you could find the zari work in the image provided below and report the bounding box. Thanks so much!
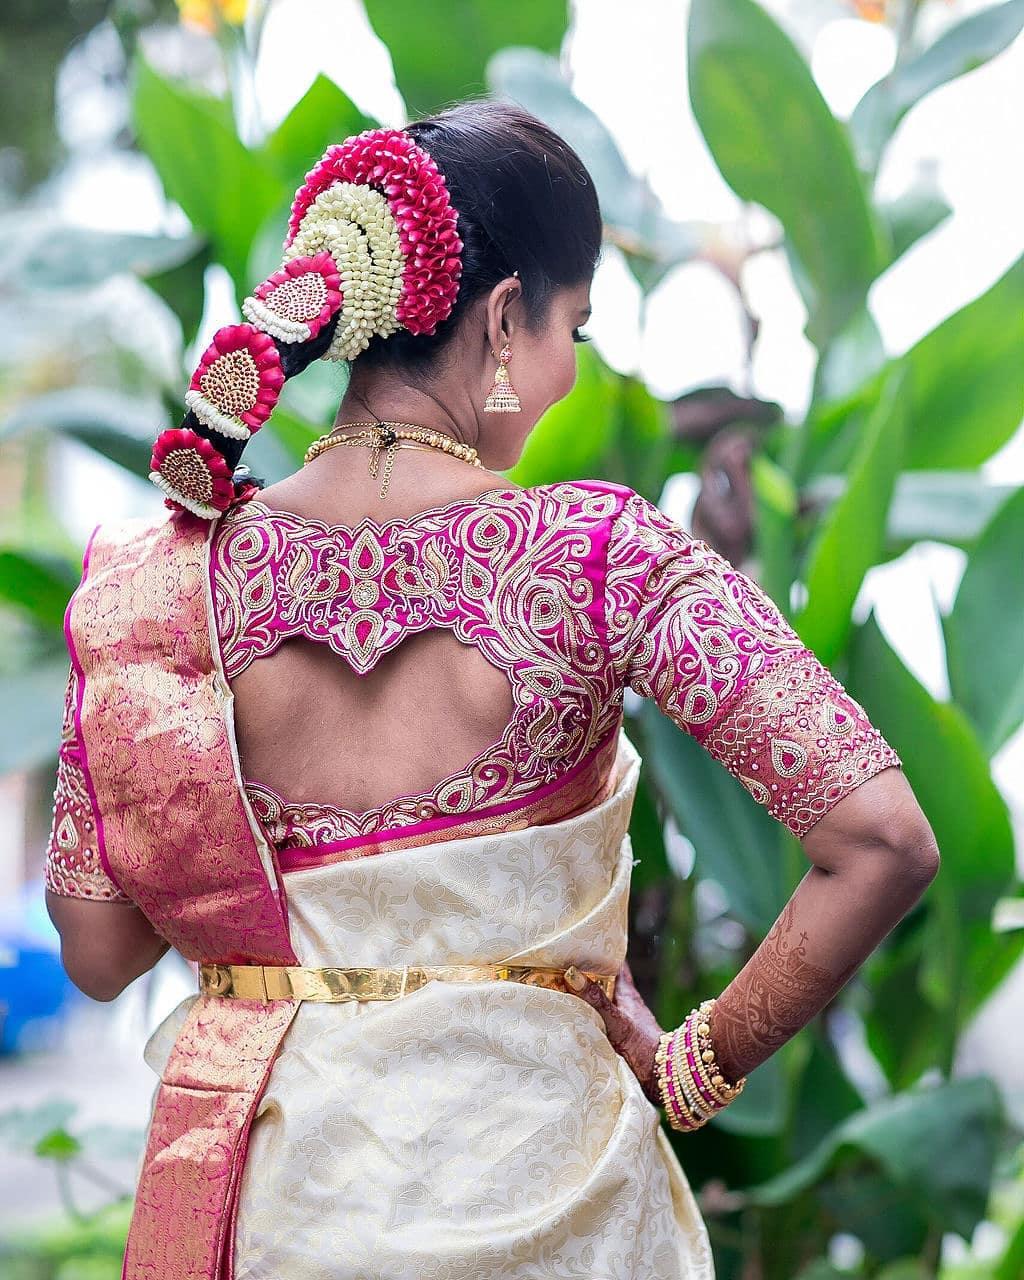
[42,478,904,1280]
[46,478,903,893]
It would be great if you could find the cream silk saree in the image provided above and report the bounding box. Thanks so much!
[62,508,715,1279]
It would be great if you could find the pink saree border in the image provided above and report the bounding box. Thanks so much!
[275,718,623,870]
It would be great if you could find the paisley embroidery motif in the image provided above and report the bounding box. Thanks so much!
[211,483,626,848]
[44,666,131,901]
[102,477,902,864]
[604,489,902,839]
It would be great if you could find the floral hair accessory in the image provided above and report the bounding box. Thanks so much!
[184,323,286,440]
[149,127,463,519]
[241,250,344,344]
[149,427,235,519]
[285,128,463,353]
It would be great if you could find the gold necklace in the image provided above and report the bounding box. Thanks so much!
[303,420,484,499]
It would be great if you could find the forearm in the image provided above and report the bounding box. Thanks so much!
[708,854,938,1083]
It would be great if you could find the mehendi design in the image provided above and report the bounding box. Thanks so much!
[707,899,850,1079]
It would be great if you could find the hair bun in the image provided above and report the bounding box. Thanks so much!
[150,126,465,519]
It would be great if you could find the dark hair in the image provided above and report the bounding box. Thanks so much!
[360,97,603,374]
[170,97,602,496]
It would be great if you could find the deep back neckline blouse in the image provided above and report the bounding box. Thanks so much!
[208,479,903,860]
[46,478,903,898]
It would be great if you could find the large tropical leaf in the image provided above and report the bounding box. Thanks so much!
[0,549,78,632]
[1,387,163,479]
[262,74,376,183]
[794,366,905,663]
[639,702,790,934]
[902,255,1024,470]
[850,0,1024,175]
[847,614,1017,1079]
[363,0,569,117]
[744,1076,1001,1242]
[508,343,618,485]
[687,0,884,342]
[943,485,1024,756]
[7,227,206,293]
[131,55,285,289]
[487,48,702,294]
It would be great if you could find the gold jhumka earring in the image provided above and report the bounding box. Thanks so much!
[484,342,522,413]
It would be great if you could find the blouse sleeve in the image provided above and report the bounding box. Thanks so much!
[605,490,903,839]
[43,663,131,901]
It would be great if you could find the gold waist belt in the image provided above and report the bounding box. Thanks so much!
[199,962,616,1003]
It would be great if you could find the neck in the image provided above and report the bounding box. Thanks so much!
[335,380,474,446]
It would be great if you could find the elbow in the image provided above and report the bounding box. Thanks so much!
[64,959,132,1003]
[860,811,941,899]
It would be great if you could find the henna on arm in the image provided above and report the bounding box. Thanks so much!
[709,852,935,1085]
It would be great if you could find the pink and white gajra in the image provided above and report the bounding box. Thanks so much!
[242,251,343,344]
[286,128,463,338]
[185,323,285,441]
[149,426,235,518]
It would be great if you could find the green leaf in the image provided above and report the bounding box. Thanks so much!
[487,48,702,294]
[508,344,618,485]
[0,548,78,632]
[902,255,1024,470]
[709,1050,787,1137]
[639,702,789,933]
[364,0,569,117]
[1,387,162,479]
[687,0,883,342]
[0,1100,77,1152]
[0,655,69,775]
[34,1127,82,1161]
[262,74,376,181]
[876,179,951,265]
[263,405,324,466]
[794,366,906,663]
[131,55,285,288]
[943,485,1024,756]
[744,1076,1001,1240]
[141,237,212,349]
[847,614,1016,1061]
[10,228,207,293]
[850,0,1024,174]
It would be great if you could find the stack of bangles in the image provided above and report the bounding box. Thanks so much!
[654,997,747,1131]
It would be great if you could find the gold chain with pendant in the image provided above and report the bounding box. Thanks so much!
[303,420,484,499]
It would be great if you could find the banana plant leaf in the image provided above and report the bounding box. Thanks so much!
[687,0,885,344]
[850,0,1024,175]
[364,0,569,118]
[943,484,1024,757]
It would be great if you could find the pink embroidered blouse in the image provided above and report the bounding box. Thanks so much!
[44,479,902,900]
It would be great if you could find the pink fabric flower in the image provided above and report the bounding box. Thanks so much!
[249,251,343,342]
[150,427,235,518]
[186,323,285,439]
[285,128,463,336]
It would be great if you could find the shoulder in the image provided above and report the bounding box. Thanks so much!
[482,477,640,525]
[78,510,211,588]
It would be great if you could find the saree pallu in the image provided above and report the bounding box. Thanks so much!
[145,732,714,1279]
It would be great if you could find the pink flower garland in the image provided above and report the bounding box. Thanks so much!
[285,128,463,336]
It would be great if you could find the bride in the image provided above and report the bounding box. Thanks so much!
[43,99,938,1279]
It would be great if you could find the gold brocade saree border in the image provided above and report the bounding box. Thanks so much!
[66,511,300,1280]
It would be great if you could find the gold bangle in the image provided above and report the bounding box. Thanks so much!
[692,998,747,1102]
[655,1030,706,1132]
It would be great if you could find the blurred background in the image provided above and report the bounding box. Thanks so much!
[1,1,1022,1276]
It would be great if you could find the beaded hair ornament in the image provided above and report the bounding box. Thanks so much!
[150,127,464,518]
